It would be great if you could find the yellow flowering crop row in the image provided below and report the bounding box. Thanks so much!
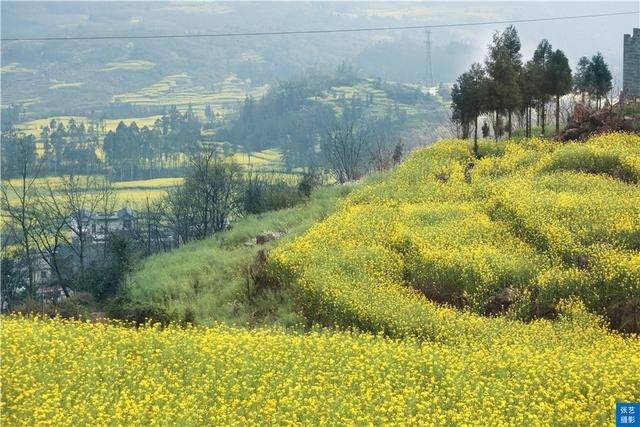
[271,132,640,334]
[2,315,639,426]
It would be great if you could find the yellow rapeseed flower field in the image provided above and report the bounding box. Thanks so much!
[271,132,640,335]
[2,314,639,425]
[2,133,639,425]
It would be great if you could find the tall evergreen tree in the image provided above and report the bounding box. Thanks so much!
[519,61,538,138]
[531,39,553,135]
[485,26,522,139]
[451,63,487,155]
[573,56,593,104]
[588,52,612,109]
[547,49,572,134]
[450,82,469,139]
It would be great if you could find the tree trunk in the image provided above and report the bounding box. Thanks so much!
[540,102,546,135]
[507,110,512,139]
[474,115,478,156]
[555,94,561,135]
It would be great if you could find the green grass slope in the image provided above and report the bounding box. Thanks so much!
[121,185,355,326]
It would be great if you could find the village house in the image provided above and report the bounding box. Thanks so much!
[71,207,139,243]
[30,208,140,299]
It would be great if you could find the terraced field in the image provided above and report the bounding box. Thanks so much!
[0,63,35,74]
[272,132,640,336]
[311,79,424,118]
[112,73,269,116]
[99,59,156,72]
[48,82,85,90]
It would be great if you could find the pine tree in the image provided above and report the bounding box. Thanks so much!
[531,40,553,135]
[588,52,612,109]
[485,26,522,139]
[573,56,593,104]
[519,61,538,138]
[451,63,488,155]
[547,49,572,134]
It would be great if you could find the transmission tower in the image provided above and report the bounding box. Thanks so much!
[425,29,433,88]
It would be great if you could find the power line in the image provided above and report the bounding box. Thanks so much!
[1,11,637,43]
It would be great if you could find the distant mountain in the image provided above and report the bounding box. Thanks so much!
[1,1,635,117]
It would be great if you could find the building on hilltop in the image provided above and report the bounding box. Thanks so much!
[622,28,640,103]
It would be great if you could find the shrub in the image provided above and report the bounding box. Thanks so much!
[241,174,304,214]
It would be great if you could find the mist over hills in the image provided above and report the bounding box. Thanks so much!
[1,1,636,118]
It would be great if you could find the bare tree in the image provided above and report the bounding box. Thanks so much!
[139,195,169,254]
[164,186,195,247]
[165,151,242,244]
[370,133,393,172]
[45,176,111,277]
[97,178,117,259]
[29,182,72,297]
[0,138,43,299]
[325,119,371,183]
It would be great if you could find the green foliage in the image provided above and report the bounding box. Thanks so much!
[450,63,488,145]
[120,185,353,326]
[241,174,305,215]
[485,25,522,117]
[548,49,573,98]
[80,232,141,301]
[220,73,440,168]
[589,52,613,106]
[297,168,323,197]
[572,53,613,108]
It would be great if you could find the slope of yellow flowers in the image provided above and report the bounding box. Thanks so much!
[3,133,639,425]
[2,315,639,425]
[271,132,640,337]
